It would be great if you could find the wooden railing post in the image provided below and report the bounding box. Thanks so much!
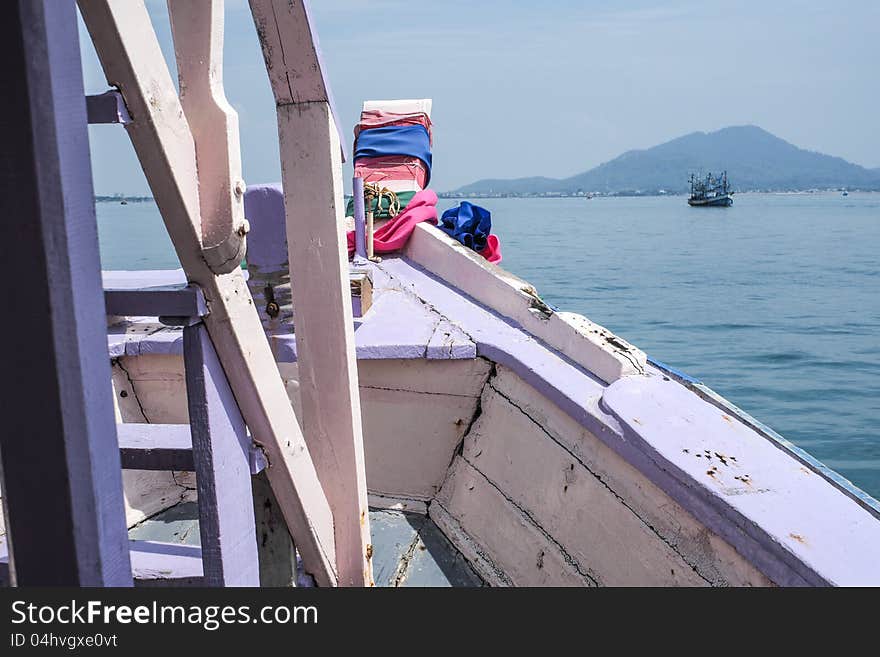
[78,0,338,585]
[167,0,248,274]
[249,0,373,586]
[0,0,131,586]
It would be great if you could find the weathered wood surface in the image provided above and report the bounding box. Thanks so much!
[251,471,298,586]
[184,323,260,586]
[129,540,204,586]
[603,372,880,586]
[86,90,130,124]
[117,423,195,471]
[458,370,710,586]
[103,283,207,318]
[78,0,337,585]
[250,0,372,586]
[1,0,131,586]
[280,359,491,503]
[167,0,247,274]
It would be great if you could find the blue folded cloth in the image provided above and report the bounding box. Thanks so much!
[354,125,433,184]
[439,202,491,252]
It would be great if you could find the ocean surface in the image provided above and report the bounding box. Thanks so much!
[97,192,880,500]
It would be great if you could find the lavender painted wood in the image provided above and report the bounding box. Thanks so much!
[107,321,184,358]
[0,539,9,586]
[101,265,477,361]
[103,268,187,287]
[405,223,646,383]
[85,90,130,124]
[242,186,287,274]
[377,256,611,437]
[426,320,476,360]
[353,177,367,259]
[0,0,131,586]
[602,375,880,586]
[130,540,203,585]
[184,323,260,586]
[104,284,207,318]
[116,421,267,475]
[117,423,195,471]
[353,292,439,359]
[652,361,880,520]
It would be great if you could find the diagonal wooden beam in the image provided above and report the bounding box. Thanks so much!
[250,0,372,586]
[77,0,337,585]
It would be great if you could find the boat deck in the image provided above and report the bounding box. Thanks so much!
[128,503,483,587]
[100,248,880,586]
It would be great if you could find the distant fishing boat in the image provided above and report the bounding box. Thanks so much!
[688,171,733,207]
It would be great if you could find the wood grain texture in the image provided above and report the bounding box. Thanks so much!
[250,0,372,586]
[78,0,337,585]
[0,0,131,586]
[167,0,247,274]
[117,423,195,471]
[184,324,259,586]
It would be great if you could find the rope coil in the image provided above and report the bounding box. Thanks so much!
[363,182,400,218]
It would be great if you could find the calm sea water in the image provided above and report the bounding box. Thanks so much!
[97,192,880,499]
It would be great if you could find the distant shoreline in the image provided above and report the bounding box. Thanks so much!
[95,195,154,203]
[437,188,877,200]
[98,189,878,203]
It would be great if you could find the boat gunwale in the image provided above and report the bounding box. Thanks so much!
[648,357,880,521]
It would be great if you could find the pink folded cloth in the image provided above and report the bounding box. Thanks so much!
[347,189,438,257]
[354,155,429,189]
[355,110,433,144]
[480,234,502,263]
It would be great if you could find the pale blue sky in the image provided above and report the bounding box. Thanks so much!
[79,0,880,194]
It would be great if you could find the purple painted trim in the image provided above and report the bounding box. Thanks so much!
[0,539,8,586]
[130,540,203,585]
[263,288,477,362]
[104,284,207,318]
[184,324,260,587]
[102,272,480,360]
[599,379,833,586]
[693,381,880,519]
[1,0,131,586]
[242,185,287,273]
[108,320,184,357]
[427,319,479,360]
[351,296,364,318]
[117,423,195,471]
[353,177,366,259]
[650,360,880,520]
[86,90,130,124]
[116,420,267,475]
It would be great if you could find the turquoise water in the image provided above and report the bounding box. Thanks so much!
[97,192,880,499]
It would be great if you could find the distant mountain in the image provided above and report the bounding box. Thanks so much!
[451,126,880,196]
